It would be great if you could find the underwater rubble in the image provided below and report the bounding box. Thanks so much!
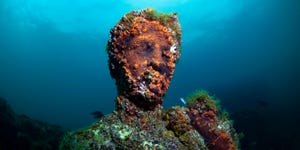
[0,97,67,150]
[60,8,240,150]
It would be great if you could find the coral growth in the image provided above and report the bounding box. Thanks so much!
[60,8,240,150]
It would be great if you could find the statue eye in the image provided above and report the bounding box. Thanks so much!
[142,41,154,52]
[160,45,169,51]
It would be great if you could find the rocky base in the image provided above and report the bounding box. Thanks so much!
[60,91,240,150]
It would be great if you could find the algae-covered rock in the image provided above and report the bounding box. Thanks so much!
[60,108,208,149]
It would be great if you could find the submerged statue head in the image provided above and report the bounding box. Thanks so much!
[107,8,182,109]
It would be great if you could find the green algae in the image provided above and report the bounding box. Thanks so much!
[186,89,218,110]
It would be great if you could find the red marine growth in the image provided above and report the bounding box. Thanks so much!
[186,90,238,150]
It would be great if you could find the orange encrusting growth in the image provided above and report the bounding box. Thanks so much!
[107,9,181,110]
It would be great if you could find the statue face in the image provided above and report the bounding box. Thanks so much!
[108,10,181,109]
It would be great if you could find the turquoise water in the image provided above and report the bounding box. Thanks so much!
[1,0,299,149]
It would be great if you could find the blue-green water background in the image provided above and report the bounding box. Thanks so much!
[1,0,300,148]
